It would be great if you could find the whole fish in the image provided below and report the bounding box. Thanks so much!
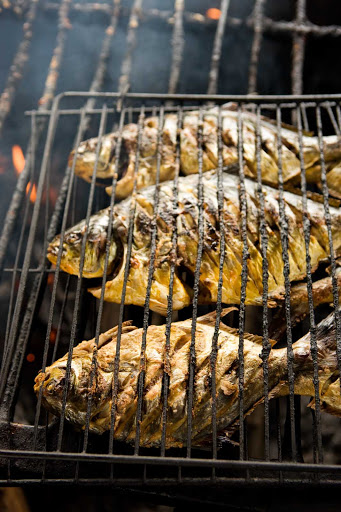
[34,310,341,448]
[47,171,341,315]
[70,104,341,200]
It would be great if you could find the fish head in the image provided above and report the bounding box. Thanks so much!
[69,133,117,186]
[47,209,119,278]
[34,354,93,419]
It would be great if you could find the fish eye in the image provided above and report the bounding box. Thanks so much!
[66,232,81,244]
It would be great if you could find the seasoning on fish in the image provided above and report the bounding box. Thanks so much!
[47,171,341,315]
[70,103,341,200]
[34,309,341,448]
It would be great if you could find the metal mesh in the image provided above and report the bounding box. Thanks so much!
[0,91,341,486]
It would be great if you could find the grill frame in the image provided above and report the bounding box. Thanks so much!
[0,91,341,486]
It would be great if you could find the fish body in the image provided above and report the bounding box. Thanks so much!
[70,104,341,200]
[34,310,341,448]
[47,171,341,315]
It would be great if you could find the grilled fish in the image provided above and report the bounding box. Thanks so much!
[70,104,341,200]
[47,171,341,315]
[34,309,341,448]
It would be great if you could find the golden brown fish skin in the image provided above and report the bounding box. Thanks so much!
[34,310,341,448]
[47,171,341,315]
[70,104,341,200]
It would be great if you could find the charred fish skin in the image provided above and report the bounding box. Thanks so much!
[47,170,341,315]
[34,310,341,449]
[71,104,341,200]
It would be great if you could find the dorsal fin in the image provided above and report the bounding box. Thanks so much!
[71,321,137,355]
[196,307,237,326]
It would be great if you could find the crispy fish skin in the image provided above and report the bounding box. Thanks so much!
[70,104,341,200]
[34,310,341,448]
[47,171,341,315]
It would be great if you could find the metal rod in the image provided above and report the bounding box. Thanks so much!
[207,0,230,95]
[291,0,306,96]
[0,0,39,133]
[236,104,248,460]
[160,105,183,457]
[168,0,184,95]
[275,105,296,461]
[295,105,323,463]
[186,106,204,457]
[118,0,143,94]
[255,105,271,461]
[248,0,266,94]
[210,105,226,472]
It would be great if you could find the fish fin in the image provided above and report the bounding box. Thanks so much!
[196,307,238,326]
[97,321,137,349]
[72,321,137,354]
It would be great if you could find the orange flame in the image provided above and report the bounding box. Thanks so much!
[12,145,25,175]
[12,145,37,203]
[206,8,221,19]
[26,182,37,203]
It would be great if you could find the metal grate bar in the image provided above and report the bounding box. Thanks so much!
[37,0,72,109]
[207,0,230,96]
[210,105,226,474]
[118,0,142,94]
[248,0,266,94]
[275,105,296,461]
[291,0,306,96]
[315,105,341,395]
[160,105,183,457]
[255,105,271,460]
[56,105,108,451]
[134,106,165,454]
[0,0,39,133]
[186,106,204,457]
[296,105,323,463]
[82,0,121,118]
[168,0,184,95]
[237,104,249,460]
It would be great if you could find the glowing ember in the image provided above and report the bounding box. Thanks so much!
[206,8,221,20]
[50,328,57,344]
[26,182,37,203]
[12,145,25,175]
[26,353,35,363]
[12,145,37,203]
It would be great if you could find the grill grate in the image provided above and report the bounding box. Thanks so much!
[0,91,341,486]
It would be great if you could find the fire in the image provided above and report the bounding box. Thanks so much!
[26,353,35,363]
[12,144,37,203]
[12,145,25,175]
[206,8,221,20]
